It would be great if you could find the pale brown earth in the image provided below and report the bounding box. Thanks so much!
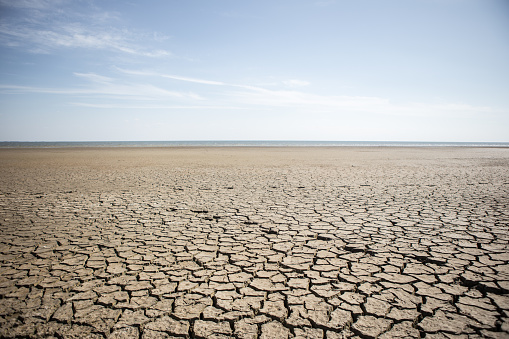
[0,147,508,339]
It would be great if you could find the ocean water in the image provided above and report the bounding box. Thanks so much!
[1,141,508,148]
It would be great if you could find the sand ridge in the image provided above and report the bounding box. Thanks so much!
[0,147,508,338]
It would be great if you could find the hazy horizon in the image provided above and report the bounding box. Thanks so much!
[1,0,508,142]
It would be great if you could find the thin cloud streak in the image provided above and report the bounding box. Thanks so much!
[74,73,114,84]
[127,70,493,117]
[1,66,495,119]
[71,102,246,110]
[0,81,201,100]
[0,1,171,57]
[116,67,275,93]
[0,22,171,57]
[161,75,226,86]
[229,88,495,117]
[0,0,64,9]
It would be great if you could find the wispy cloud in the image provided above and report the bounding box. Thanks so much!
[228,88,495,117]
[117,68,229,86]
[115,68,494,117]
[70,102,245,110]
[0,0,170,57]
[73,73,114,84]
[2,64,492,119]
[0,84,87,95]
[0,0,64,10]
[161,75,227,86]
[0,73,202,100]
[116,68,272,92]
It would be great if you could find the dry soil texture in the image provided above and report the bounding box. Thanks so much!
[0,147,508,338]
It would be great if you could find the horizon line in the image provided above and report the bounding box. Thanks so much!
[1,140,508,144]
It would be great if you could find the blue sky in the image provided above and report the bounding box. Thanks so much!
[1,0,508,141]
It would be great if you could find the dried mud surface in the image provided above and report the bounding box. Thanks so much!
[0,147,508,339]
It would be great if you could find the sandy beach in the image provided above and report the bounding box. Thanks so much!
[0,147,508,338]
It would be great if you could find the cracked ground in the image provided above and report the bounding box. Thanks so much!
[0,147,508,338]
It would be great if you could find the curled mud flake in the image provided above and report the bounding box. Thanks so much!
[352,315,393,338]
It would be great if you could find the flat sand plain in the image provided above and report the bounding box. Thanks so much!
[0,147,508,338]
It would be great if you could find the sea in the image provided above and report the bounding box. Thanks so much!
[0,141,508,148]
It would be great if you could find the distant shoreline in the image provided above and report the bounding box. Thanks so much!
[1,141,509,148]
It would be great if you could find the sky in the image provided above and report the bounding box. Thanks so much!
[0,0,508,142]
